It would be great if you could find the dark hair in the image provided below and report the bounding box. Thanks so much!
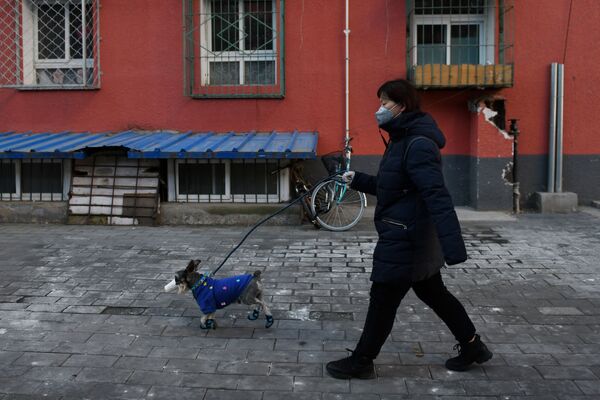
[376,79,421,112]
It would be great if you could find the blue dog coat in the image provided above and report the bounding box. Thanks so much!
[192,274,254,314]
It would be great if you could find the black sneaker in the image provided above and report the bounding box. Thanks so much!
[445,334,493,371]
[326,349,375,379]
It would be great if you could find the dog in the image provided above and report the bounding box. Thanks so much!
[164,259,274,329]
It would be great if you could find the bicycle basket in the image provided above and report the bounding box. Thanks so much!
[321,151,346,175]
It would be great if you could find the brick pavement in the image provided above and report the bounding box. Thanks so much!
[0,210,599,399]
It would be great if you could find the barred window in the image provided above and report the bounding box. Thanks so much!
[0,161,16,195]
[184,0,284,98]
[22,161,63,193]
[407,0,514,88]
[0,0,100,89]
[175,159,287,203]
[0,159,69,201]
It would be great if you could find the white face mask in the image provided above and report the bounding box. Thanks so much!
[375,104,399,126]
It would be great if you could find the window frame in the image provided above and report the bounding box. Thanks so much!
[200,0,278,87]
[172,159,289,203]
[17,0,99,89]
[409,0,496,67]
[411,14,490,66]
[0,159,71,201]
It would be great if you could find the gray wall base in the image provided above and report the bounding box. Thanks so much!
[0,202,68,224]
[533,192,578,213]
[158,203,302,225]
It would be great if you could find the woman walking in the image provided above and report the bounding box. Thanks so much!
[326,79,492,379]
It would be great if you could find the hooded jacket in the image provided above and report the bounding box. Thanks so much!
[350,111,467,283]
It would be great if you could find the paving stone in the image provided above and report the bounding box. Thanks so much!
[74,366,133,383]
[62,354,119,368]
[1,214,600,398]
[13,352,70,367]
[203,389,263,400]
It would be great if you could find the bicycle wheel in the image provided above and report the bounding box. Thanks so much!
[310,179,366,231]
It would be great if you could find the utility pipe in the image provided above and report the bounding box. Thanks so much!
[344,0,350,144]
[555,63,564,193]
[548,63,557,192]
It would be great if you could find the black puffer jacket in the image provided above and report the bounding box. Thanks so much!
[351,111,467,283]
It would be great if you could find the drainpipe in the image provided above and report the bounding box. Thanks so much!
[509,119,520,214]
[548,62,565,192]
[555,63,565,193]
[344,0,350,145]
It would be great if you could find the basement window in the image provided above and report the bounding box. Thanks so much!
[175,159,288,203]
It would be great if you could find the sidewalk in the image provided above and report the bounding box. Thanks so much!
[1,209,599,399]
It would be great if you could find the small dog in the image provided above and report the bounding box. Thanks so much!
[165,259,274,329]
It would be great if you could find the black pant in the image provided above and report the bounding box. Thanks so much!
[354,272,476,360]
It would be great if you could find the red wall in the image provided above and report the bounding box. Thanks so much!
[1,0,599,158]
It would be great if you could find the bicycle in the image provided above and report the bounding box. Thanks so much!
[311,137,367,231]
[287,138,367,231]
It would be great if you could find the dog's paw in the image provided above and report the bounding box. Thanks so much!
[265,315,274,328]
[248,309,260,321]
[200,319,217,330]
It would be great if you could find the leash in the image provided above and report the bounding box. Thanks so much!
[209,173,343,277]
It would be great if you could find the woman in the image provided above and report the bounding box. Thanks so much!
[326,79,492,379]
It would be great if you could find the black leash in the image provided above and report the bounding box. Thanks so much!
[210,173,342,277]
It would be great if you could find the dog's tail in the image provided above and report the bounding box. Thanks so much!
[253,270,262,279]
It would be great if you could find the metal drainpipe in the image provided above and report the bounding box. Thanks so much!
[555,63,565,193]
[548,63,557,192]
[509,119,520,214]
[344,0,350,145]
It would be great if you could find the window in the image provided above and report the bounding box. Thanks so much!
[0,161,17,196]
[407,0,514,88]
[412,0,491,66]
[184,0,284,98]
[0,0,100,89]
[0,159,70,201]
[174,159,288,202]
[22,161,63,194]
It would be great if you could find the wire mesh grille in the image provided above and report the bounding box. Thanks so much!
[0,0,100,89]
[184,0,284,98]
[407,0,514,89]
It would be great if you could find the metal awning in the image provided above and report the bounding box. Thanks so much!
[0,130,318,159]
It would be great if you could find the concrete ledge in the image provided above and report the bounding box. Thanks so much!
[592,200,600,209]
[158,202,303,225]
[533,192,578,213]
[0,201,68,224]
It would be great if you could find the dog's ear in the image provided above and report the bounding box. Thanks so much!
[186,259,201,273]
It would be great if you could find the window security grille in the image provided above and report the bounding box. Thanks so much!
[0,0,100,89]
[176,159,287,203]
[407,0,514,88]
[184,0,284,98]
[0,159,68,201]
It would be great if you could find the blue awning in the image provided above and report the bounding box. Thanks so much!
[0,130,318,159]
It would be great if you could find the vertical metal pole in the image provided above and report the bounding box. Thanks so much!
[81,0,87,86]
[344,0,350,144]
[555,63,564,193]
[548,63,557,192]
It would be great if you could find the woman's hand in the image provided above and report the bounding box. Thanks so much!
[341,171,355,184]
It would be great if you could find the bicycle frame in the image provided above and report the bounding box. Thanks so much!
[330,137,353,206]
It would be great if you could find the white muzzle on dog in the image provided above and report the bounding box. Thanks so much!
[164,279,177,293]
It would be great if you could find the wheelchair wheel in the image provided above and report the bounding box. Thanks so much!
[310,179,366,231]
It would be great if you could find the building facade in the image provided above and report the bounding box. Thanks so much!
[0,0,599,224]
